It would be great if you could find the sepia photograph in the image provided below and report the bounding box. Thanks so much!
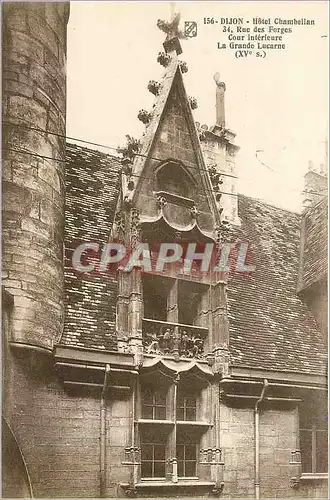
[2,1,328,498]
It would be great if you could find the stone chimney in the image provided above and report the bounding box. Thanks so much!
[214,72,226,128]
[302,143,328,209]
[199,74,240,226]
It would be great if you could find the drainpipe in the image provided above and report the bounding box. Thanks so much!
[100,364,111,498]
[255,379,268,499]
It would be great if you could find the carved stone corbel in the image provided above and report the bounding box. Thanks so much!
[289,450,302,488]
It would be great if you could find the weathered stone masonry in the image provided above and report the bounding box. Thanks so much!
[2,2,69,350]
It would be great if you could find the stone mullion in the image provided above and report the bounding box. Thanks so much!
[167,374,179,482]
[167,280,180,359]
[195,287,211,328]
[167,279,178,323]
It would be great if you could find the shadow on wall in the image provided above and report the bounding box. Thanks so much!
[2,418,32,498]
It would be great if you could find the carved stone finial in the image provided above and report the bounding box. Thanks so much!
[157,12,186,41]
[157,11,186,55]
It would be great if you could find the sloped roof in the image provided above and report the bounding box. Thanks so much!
[60,143,121,350]
[61,144,327,376]
[227,195,327,375]
[298,197,328,291]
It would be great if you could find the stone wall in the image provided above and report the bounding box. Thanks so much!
[3,355,327,499]
[3,348,131,498]
[2,2,69,350]
[220,404,327,499]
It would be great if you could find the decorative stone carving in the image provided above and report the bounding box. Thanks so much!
[208,164,223,193]
[190,205,199,219]
[289,450,302,488]
[156,194,167,210]
[188,96,198,110]
[200,447,223,464]
[157,12,186,41]
[130,208,140,249]
[124,446,141,464]
[113,211,126,242]
[148,80,162,96]
[174,231,182,241]
[179,60,188,73]
[215,220,231,245]
[121,157,133,176]
[143,321,205,358]
[167,457,178,483]
[157,51,171,67]
[123,195,133,210]
[137,109,152,125]
[117,135,141,160]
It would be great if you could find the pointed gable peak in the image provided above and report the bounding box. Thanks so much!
[118,14,223,237]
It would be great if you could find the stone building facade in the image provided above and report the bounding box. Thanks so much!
[2,3,328,499]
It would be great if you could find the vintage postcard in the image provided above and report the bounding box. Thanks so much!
[2,1,328,498]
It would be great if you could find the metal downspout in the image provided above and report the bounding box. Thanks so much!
[100,364,111,498]
[255,379,268,499]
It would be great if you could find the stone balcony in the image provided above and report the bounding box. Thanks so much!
[142,318,208,359]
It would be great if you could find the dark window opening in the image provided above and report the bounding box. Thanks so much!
[177,393,197,421]
[178,281,207,327]
[177,430,197,477]
[141,428,167,478]
[157,162,193,199]
[142,386,167,420]
[143,275,169,322]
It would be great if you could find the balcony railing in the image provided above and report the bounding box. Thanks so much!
[142,318,208,359]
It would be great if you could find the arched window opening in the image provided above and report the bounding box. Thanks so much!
[157,162,194,199]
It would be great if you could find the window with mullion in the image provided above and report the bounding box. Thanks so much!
[300,400,328,474]
[141,443,166,478]
[177,443,197,477]
[142,387,167,420]
[177,392,197,421]
[140,426,168,479]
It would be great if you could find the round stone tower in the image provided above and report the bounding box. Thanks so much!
[2,3,70,351]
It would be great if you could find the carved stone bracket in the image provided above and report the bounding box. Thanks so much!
[200,447,223,465]
[167,457,178,483]
[213,343,230,377]
[200,448,225,497]
[123,446,141,465]
[289,450,302,488]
